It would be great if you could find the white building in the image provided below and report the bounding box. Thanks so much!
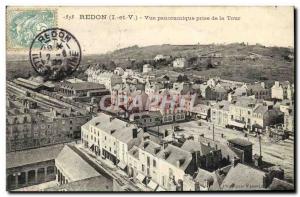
[86,69,122,91]
[81,113,143,167]
[271,81,294,100]
[173,58,187,68]
[143,64,153,73]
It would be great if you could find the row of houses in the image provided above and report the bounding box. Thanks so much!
[6,95,91,152]
[199,78,294,102]
[191,96,292,132]
[81,113,292,191]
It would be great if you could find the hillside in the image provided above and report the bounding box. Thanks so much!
[6,43,294,84]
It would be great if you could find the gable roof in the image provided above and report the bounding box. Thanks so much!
[128,146,140,159]
[181,140,214,155]
[55,145,100,182]
[157,144,193,171]
[59,82,106,91]
[139,140,162,156]
[211,100,230,111]
[220,163,267,190]
[7,144,64,169]
[82,113,140,144]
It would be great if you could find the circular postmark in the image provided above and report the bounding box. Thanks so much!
[29,28,81,80]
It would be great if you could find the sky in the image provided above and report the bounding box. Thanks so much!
[7,6,294,55]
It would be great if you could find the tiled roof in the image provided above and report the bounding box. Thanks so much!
[82,113,140,144]
[181,140,214,155]
[211,100,230,111]
[234,96,257,108]
[198,137,239,161]
[128,146,140,159]
[59,82,106,91]
[7,144,64,169]
[194,168,215,186]
[253,105,268,114]
[157,144,193,171]
[220,163,267,190]
[13,78,42,89]
[139,140,161,156]
[55,145,100,182]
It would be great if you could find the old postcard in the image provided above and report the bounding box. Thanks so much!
[6,6,295,192]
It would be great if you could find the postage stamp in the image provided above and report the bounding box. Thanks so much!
[6,8,57,50]
[29,28,82,80]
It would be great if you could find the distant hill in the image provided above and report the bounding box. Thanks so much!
[6,43,294,84]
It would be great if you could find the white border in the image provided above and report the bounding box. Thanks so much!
[1,0,298,197]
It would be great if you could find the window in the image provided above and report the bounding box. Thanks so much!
[147,156,150,166]
[142,164,145,172]
[153,159,156,167]
[105,136,107,140]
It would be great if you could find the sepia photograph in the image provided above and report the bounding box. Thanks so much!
[5,6,295,192]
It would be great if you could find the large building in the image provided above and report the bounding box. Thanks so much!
[210,100,231,127]
[228,97,283,131]
[81,113,143,166]
[6,144,63,190]
[6,97,91,152]
[86,69,122,91]
[57,81,109,99]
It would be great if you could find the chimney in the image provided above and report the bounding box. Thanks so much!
[111,129,116,134]
[275,81,280,87]
[132,128,138,138]
[231,157,239,167]
[143,142,149,149]
[261,82,265,89]
[176,160,181,167]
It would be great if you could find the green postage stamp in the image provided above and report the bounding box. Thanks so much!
[6,8,57,50]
